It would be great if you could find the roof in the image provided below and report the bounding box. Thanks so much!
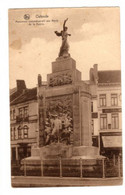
[10,80,27,102]
[10,90,23,102]
[10,87,17,95]
[98,70,121,84]
[10,87,37,105]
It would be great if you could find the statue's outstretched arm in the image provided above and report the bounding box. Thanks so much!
[63,18,68,30]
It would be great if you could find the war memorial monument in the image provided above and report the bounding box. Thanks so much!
[22,18,104,174]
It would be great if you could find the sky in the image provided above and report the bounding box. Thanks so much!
[9,7,121,89]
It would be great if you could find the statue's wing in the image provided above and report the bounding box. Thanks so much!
[55,31,62,36]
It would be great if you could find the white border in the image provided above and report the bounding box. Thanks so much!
[0,0,125,195]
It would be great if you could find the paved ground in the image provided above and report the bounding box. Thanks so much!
[11,176,123,187]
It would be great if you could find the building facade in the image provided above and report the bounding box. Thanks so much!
[90,65,122,158]
[10,80,38,163]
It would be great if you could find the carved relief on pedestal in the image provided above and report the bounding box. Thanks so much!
[49,72,72,87]
[44,95,73,145]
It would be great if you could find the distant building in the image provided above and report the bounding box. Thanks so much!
[89,65,122,158]
[10,80,38,163]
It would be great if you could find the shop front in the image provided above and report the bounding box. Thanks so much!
[100,132,122,159]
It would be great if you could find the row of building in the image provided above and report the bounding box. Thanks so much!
[89,65,122,159]
[10,65,122,163]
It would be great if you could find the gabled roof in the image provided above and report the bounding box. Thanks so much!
[10,87,37,105]
[98,70,121,84]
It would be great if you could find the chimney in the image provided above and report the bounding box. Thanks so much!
[89,68,94,83]
[38,74,42,87]
[89,64,98,84]
[16,80,26,92]
[93,64,98,83]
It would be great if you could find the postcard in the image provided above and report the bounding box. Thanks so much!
[9,7,122,187]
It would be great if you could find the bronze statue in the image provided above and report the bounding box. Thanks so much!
[55,18,71,58]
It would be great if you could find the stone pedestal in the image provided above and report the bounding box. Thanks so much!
[23,56,103,167]
[52,57,76,73]
[39,143,72,159]
[47,58,81,87]
[37,57,99,158]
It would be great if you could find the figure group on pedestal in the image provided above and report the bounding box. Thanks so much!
[44,112,73,145]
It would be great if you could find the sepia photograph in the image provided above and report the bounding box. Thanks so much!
[9,7,122,187]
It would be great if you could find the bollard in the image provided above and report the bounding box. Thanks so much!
[24,161,26,177]
[102,158,105,178]
[41,160,44,177]
[59,157,62,177]
[118,155,121,178]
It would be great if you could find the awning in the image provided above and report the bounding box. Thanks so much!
[102,136,122,148]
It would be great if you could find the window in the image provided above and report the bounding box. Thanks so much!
[11,128,14,140]
[24,107,28,117]
[100,114,107,129]
[13,109,16,120]
[99,94,106,107]
[13,127,16,140]
[108,124,111,129]
[91,120,94,135]
[112,113,119,129]
[18,126,22,139]
[18,107,28,118]
[19,108,23,118]
[91,102,93,112]
[10,109,16,120]
[23,125,28,138]
[10,110,12,120]
[111,94,118,106]
[11,127,16,140]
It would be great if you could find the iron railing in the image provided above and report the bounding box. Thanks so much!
[11,156,122,178]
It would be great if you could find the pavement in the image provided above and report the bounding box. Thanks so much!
[11,176,123,187]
